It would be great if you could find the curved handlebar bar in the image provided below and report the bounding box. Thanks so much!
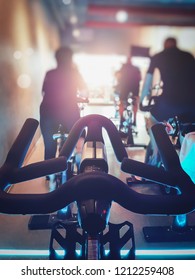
[0,171,195,215]
[0,119,67,189]
[59,114,128,162]
[5,118,38,168]
[1,115,195,217]
[122,123,194,194]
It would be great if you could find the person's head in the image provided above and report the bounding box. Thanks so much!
[163,37,177,49]
[55,46,73,67]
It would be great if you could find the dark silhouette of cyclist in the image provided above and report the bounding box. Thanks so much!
[140,37,195,165]
[140,37,195,122]
[40,46,86,161]
[116,56,141,127]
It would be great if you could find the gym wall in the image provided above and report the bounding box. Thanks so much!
[0,0,61,165]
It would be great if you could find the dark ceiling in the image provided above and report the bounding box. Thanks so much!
[44,0,195,30]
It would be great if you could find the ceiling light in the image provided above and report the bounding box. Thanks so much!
[116,11,128,23]
[62,0,71,5]
[72,29,81,38]
[70,15,78,24]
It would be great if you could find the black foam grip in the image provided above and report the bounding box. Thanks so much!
[121,158,176,187]
[10,156,67,183]
[122,157,194,194]
[4,118,39,168]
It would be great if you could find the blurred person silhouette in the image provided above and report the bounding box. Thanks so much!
[140,37,195,165]
[116,55,141,128]
[40,46,86,169]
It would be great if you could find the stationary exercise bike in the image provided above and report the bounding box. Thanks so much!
[1,116,195,259]
[122,99,195,242]
[52,95,89,188]
[118,93,147,149]
[140,94,195,181]
[41,95,89,223]
[50,114,135,260]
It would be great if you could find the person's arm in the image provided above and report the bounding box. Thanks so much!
[140,73,153,104]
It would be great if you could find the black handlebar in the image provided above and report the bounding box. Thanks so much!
[5,118,38,168]
[0,119,67,190]
[59,114,128,162]
[9,157,67,185]
[122,123,195,194]
[0,171,195,215]
[0,115,195,217]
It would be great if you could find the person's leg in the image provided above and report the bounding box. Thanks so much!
[40,117,57,160]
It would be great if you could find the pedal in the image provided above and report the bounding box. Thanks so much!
[49,221,86,260]
[100,221,135,260]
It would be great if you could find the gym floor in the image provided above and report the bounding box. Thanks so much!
[0,104,195,260]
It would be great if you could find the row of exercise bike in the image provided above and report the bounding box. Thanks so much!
[1,107,195,259]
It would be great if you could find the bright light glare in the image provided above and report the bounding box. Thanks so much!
[25,48,34,56]
[17,74,31,88]
[131,56,150,69]
[72,29,80,38]
[62,0,71,4]
[73,54,150,101]
[116,11,128,23]
[13,51,22,60]
[74,54,126,87]
[70,15,78,24]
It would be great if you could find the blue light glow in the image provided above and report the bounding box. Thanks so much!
[136,249,195,257]
[0,248,195,258]
[174,214,187,227]
[59,207,69,214]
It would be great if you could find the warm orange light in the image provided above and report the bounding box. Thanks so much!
[74,53,125,87]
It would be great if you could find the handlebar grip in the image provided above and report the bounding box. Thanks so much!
[10,156,67,184]
[152,124,181,170]
[151,124,194,193]
[4,118,39,168]
[122,156,194,194]
[121,158,176,187]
